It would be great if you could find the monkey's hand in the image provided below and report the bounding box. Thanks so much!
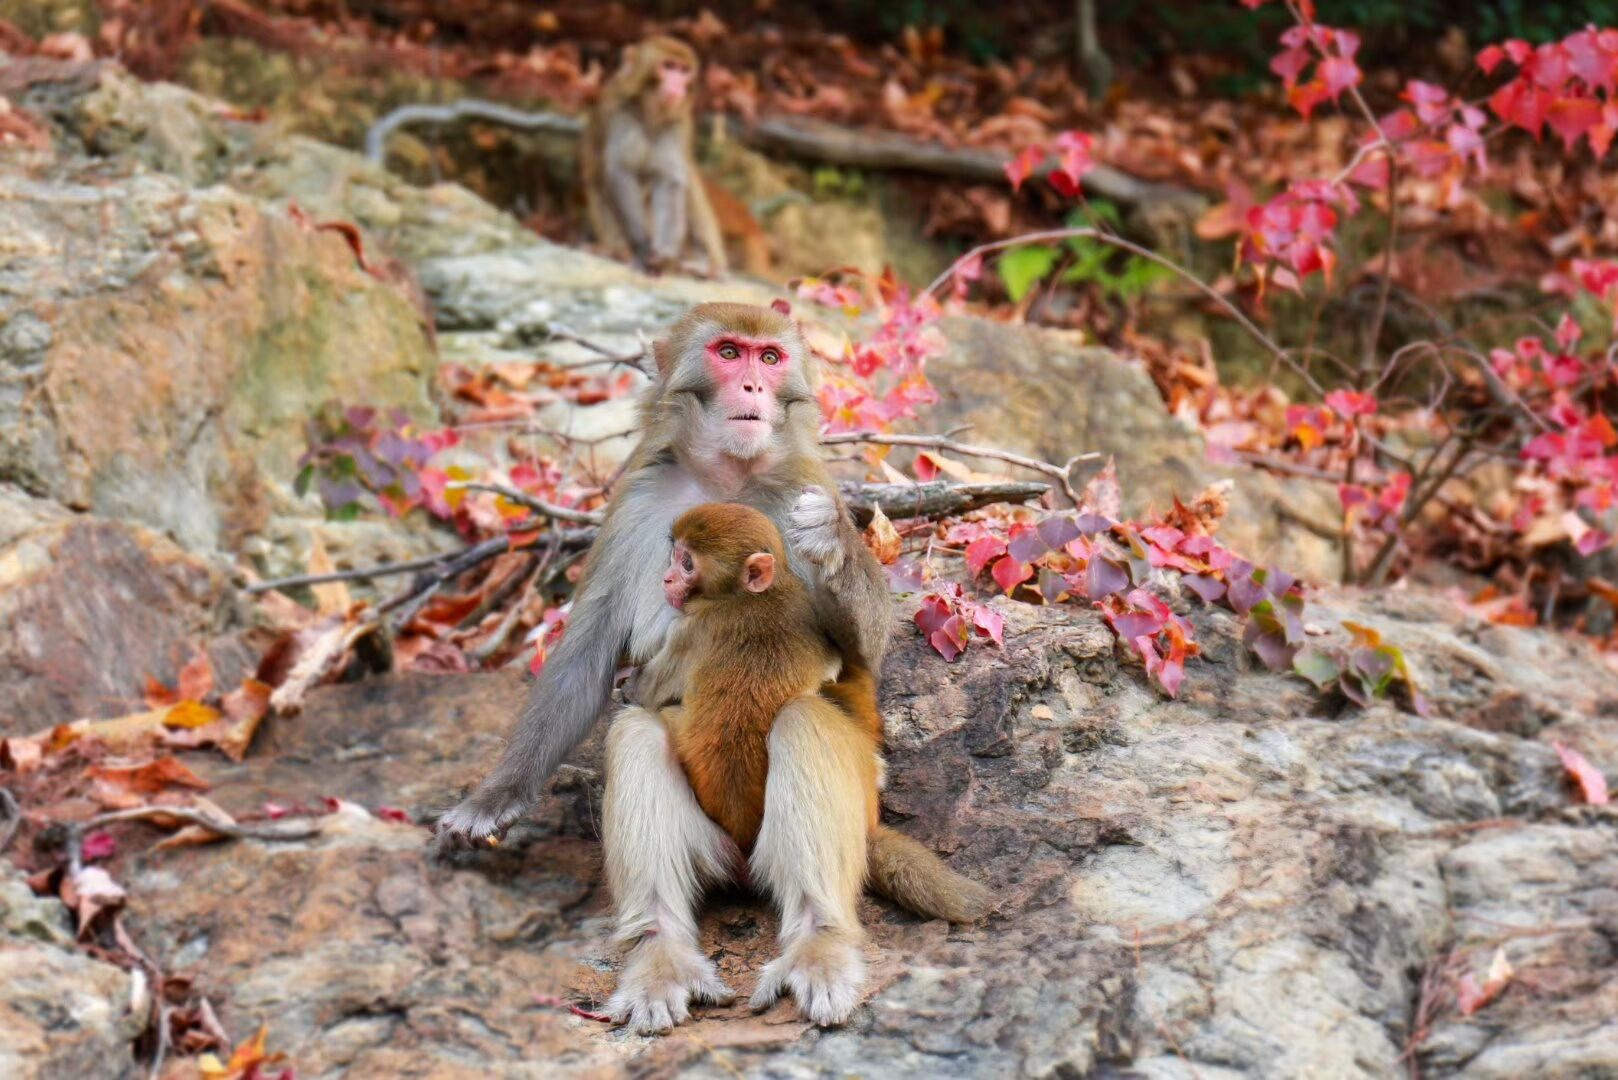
[429,784,530,856]
[786,487,848,577]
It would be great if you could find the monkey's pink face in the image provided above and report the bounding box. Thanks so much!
[706,335,789,443]
[658,59,691,104]
[664,540,698,610]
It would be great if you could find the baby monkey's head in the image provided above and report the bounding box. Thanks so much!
[663,503,788,610]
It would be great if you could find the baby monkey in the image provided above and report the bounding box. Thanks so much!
[601,502,988,1033]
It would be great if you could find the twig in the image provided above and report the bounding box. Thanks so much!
[924,227,1326,398]
[246,527,596,593]
[247,474,1048,602]
[841,480,1050,523]
[364,98,582,162]
[822,430,1097,504]
[542,324,654,376]
[65,807,320,875]
[0,787,19,854]
[447,483,606,525]
[148,1001,172,1080]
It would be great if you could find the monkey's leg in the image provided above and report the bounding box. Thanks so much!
[648,177,689,268]
[748,697,873,1026]
[602,705,738,1034]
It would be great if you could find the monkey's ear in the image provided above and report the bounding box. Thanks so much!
[742,552,775,593]
[653,338,675,380]
[771,298,791,316]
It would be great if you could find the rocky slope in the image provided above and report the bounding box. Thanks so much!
[0,60,1614,1079]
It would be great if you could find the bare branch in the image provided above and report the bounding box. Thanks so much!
[447,483,606,525]
[0,788,19,855]
[65,807,321,875]
[843,480,1049,524]
[823,429,1096,503]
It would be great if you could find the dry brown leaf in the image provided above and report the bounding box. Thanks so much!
[863,504,903,565]
[151,796,238,852]
[269,615,374,715]
[88,757,210,806]
[60,866,126,938]
[306,533,352,616]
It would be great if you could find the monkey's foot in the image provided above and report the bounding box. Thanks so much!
[748,929,865,1027]
[428,786,530,855]
[606,935,734,1035]
[786,487,846,576]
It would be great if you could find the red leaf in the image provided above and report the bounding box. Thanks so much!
[1477,44,1506,75]
[969,604,1005,646]
[1320,56,1362,98]
[1004,145,1044,192]
[929,615,968,661]
[1324,389,1377,418]
[81,831,117,862]
[375,806,413,824]
[965,536,1008,577]
[1546,96,1603,150]
[990,556,1034,595]
[1553,742,1611,805]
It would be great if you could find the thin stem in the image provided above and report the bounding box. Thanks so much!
[822,429,1098,503]
[924,227,1325,397]
[448,482,606,525]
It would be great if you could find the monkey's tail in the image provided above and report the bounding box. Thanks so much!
[821,657,883,745]
[866,825,992,924]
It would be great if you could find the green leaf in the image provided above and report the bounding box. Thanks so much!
[1293,647,1341,690]
[293,464,315,497]
[327,502,363,523]
[997,245,1060,302]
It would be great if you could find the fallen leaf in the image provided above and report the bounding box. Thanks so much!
[863,504,903,564]
[88,757,210,806]
[1456,947,1514,1015]
[1552,742,1610,805]
[60,866,126,938]
[163,700,221,730]
[306,533,353,617]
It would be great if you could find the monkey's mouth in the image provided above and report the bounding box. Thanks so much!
[729,412,763,422]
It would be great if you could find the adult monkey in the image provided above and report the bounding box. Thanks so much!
[433,301,889,849]
[583,35,728,276]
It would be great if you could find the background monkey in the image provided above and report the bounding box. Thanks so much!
[433,302,890,852]
[602,502,989,1033]
[582,35,728,275]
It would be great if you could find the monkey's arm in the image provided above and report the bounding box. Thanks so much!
[582,120,631,258]
[433,505,662,849]
[789,486,891,672]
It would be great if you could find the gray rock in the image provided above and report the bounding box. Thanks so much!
[0,870,142,1080]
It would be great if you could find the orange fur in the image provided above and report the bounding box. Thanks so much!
[663,504,876,850]
[665,502,987,922]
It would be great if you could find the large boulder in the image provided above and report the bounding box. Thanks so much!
[924,317,1342,582]
[88,585,1614,1078]
[0,154,436,554]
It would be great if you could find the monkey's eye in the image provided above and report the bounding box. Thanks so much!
[681,551,695,572]
[717,342,740,360]
[761,348,782,365]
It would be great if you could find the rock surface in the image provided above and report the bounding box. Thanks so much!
[105,588,1615,1079]
[0,484,247,733]
[0,865,142,1080]
[2,64,438,556]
